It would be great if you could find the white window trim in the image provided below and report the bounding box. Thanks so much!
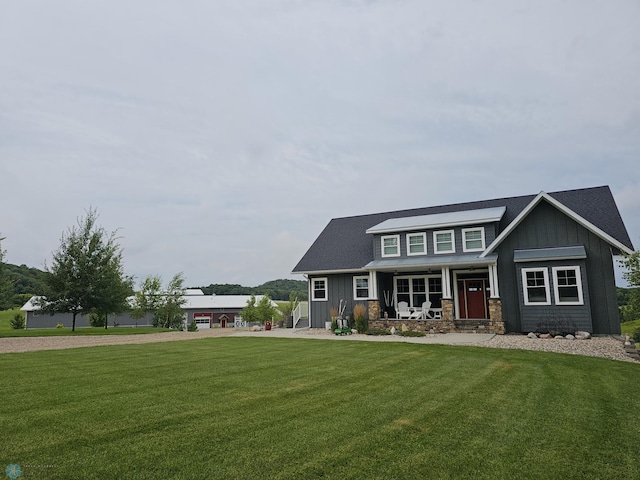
[406,232,427,256]
[462,227,486,252]
[521,268,551,306]
[552,266,584,305]
[353,275,370,300]
[311,277,328,302]
[381,234,401,257]
[433,230,455,254]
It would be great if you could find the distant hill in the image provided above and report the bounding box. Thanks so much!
[5,263,46,296]
[199,278,307,301]
[0,261,308,307]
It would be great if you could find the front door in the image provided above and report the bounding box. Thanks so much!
[457,278,489,319]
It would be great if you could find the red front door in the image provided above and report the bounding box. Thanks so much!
[457,279,489,319]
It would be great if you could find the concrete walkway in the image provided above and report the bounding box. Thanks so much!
[232,328,495,345]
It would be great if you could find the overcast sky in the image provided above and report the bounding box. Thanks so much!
[1,0,639,288]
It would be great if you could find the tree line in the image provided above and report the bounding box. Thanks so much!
[1,211,307,329]
[199,279,307,301]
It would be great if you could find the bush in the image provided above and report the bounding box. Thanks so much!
[188,320,198,332]
[56,323,64,328]
[366,329,391,336]
[10,312,25,329]
[330,319,338,331]
[87,312,106,327]
[632,328,640,344]
[398,330,426,337]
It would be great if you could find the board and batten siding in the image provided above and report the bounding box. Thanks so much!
[495,200,620,334]
[372,223,498,259]
[309,273,370,328]
[515,259,592,332]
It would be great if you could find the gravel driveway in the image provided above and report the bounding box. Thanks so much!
[0,328,637,363]
[0,328,237,354]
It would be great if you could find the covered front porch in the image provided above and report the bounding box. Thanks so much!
[364,256,505,334]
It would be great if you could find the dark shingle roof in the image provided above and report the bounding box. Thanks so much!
[292,186,633,273]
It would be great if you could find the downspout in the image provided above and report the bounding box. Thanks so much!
[304,274,310,328]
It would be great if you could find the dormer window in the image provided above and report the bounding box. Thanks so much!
[434,230,455,254]
[381,235,400,257]
[462,227,485,252]
[407,233,426,256]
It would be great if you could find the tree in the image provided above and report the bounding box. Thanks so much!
[239,294,259,324]
[131,273,187,329]
[0,234,15,310]
[256,294,277,324]
[619,249,640,322]
[36,208,133,331]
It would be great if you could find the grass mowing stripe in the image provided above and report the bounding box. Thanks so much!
[0,337,638,479]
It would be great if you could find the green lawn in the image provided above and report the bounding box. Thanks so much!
[0,308,170,337]
[1,338,638,479]
[621,319,640,338]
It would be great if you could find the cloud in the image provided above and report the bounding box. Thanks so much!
[1,0,639,286]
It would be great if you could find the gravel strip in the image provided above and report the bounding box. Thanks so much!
[0,328,237,354]
[286,329,638,363]
[1,328,637,364]
[463,335,637,363]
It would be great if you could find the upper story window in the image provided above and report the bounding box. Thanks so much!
[552,267,584,305]
[433,230,455,254]
[353,276,370,299]
[462,227,485,252]
[406,233,427,256]
[381,235,401,257]
[522,268,551,305]
[312,277,328,301]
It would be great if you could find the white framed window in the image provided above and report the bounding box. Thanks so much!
[521,268,551,305]
[406,233,427,256]
[552,266,584,305]
[353,276,370,299]
[462,227,485,252]
[381,235,400,257]
[433,230,455,254]
[312,277,328,301]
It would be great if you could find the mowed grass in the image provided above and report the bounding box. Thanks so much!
[0,308,170,337]
[1,338,639,480]
[621,319,640,337]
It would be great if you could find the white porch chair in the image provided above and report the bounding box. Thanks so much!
[396,301,411,319]
[410,301,432,319]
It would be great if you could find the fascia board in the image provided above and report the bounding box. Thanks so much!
[480,191,634,258]
[291,268,368,276]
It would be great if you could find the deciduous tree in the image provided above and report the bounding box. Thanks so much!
[0,234,14,310]
[131,273,187,329]
[36,209,133,331]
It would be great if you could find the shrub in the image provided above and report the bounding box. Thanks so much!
[632,327,640,344]
[188,320,198,332]
[330,319,338,331]
[366,329,391,336]
[353,304,368,333]
[398,330,426,337]
[88,312,106,327]
[10,312,25,329]
[55,323,64,329]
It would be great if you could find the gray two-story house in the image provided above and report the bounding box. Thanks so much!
[293,186,634,334]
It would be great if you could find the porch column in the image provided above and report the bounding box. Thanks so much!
[440,267,455,323]
[441,267,452,299]
[369,270,378,300]
[488,264,500,298]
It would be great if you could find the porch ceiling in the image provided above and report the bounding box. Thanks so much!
[364,253,498,271]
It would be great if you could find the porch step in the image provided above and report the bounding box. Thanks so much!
[294,318,309,329]
[453,319,492,332]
